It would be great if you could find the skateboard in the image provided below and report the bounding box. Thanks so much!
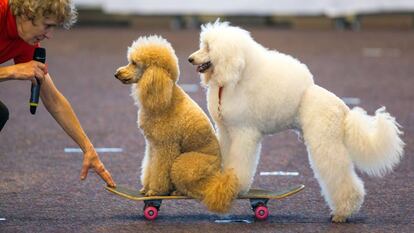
[105,184,304,221]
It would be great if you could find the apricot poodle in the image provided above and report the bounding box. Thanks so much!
[115,35,239,213]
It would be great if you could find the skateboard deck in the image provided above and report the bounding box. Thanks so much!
[105,184,304,220]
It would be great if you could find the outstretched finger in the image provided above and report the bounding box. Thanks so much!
[80,164,89,180]
[95,165,116,187]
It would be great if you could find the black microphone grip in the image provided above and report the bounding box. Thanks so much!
[30,78,41,114]
[30,48,46,115]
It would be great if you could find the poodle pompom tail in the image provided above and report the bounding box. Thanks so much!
[344,107,404,177]
[202,169,239,213]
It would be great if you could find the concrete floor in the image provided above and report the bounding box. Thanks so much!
[0,27,413,232]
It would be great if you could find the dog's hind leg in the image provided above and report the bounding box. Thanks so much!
[304,139,365,222]
[171,152,239,213]
[299,85,365,222]
[171,152,221,198]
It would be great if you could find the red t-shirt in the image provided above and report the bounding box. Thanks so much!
[0,0,39,64]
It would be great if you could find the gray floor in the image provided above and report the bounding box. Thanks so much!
[0,27,413,232]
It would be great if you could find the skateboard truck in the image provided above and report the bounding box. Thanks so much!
[249,198,269,220]
[143,200,162,220]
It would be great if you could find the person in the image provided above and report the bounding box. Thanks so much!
[0,0,116,187]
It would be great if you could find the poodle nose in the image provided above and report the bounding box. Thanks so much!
[114,72,119,79]
[188,57,194,63]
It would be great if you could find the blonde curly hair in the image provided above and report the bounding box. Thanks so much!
[9,0,77,29]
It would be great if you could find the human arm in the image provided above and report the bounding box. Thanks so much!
[0,61,47,82]
[39,73,116,187]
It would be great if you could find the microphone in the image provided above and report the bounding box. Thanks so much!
[30,47,46,115]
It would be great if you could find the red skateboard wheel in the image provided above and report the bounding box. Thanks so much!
[254,205,269,220]
[144,206,158,220]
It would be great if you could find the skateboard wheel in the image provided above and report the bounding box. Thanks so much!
[144,206,158,220]
[254,205,269,220]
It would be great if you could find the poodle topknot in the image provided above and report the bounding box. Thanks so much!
[127,35,179,81]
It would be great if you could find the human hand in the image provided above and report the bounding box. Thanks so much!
[80,150,116,187]
[11,61,48,82]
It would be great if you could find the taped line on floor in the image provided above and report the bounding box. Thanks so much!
[64,148,123,153]
[215,219,251,224]
[341,97,361,106]
[362,48,400,58]
[260,171,299,176]
[180,84,198,93]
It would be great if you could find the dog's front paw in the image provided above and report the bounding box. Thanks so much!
[145,189,168,196]
[145,190,158,196]
[170,190,184,196]
[331,215,348,223]
[139,187,147,194]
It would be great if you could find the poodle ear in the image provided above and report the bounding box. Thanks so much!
[138,66,173,112]
[212,46,245,86]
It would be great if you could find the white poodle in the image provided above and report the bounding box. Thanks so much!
[188,21,404,222]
